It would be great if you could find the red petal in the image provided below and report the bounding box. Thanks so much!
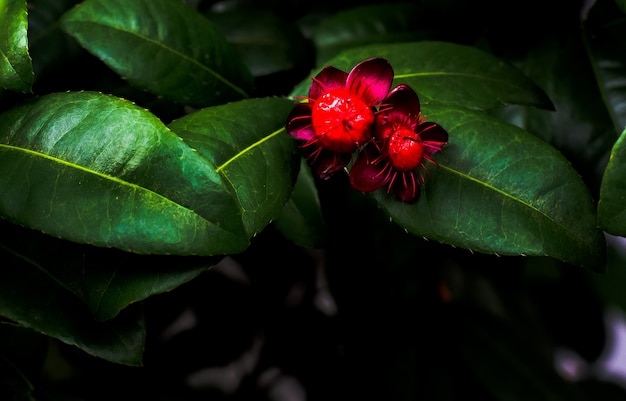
[347,58,394,106]
[286,103,315,141]
[394,178,421,203]
[418,122,449,155]
[312,149,351,180]
[309,66,348,100]
[349,146,388,192]
[381,84,421,128]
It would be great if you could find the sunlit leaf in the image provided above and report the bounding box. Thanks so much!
[0,91,248,255]
[60,0,254,107]
[168,96,299,237]
[289,41,553,111]
[372,106,606,271]
[0,0,33,92]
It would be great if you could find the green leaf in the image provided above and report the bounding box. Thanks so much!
[0,91,249,255]
[372,105,606,271]
[0,217,214,323]
[289,41,554,111]
[598,128,626,235]
[311,3,431,65]
[60,0,254,107]
[0,240,145,365]
[491,33,616,197]
[0,0,34,92]
[274,159,327,248]
[168,96,299,237]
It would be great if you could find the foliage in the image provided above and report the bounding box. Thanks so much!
[1,0,626,399]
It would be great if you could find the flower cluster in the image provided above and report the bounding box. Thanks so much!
[285,58,448,203]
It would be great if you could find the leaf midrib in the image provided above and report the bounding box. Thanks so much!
[64,19,249,98]
[216,127,286,173]
[1,143,203,219]
[440,163,592,248]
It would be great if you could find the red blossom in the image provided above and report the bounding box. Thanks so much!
[285,58,394,179]
[350,84,448,203]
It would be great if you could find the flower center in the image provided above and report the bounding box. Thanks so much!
[311,88,375,153]
[387,129,425,172]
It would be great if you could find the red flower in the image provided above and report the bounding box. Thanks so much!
[286,58,394,179]
[350,84,448,203]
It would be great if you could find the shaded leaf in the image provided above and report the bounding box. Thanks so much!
[0,0,33,92]
[274,159,327,248]
[0,239,145,365]
[0,91,248,255]
[585,0,626,133]
[290,41,554,111]
[0,218,215,323]
[459,308,587,401]
[598,128,626,235]
[168,96,299,237]
[60,0,254,107]
[0,323,46,401]
[312,3,431,65]
[207,9,313,79]
[372,106,606,271]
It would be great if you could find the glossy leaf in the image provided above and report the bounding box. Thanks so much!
[372,105,606,271]
[274,159,327,248]
[491,33,616,196]
[312,3,431,65]
[168,96,299,237]
[0,91,249,255]
[0,239,145,365]
[289,41,554,111]
[60,0,254,107]
[598,127,626,235]
[0,0,33,92]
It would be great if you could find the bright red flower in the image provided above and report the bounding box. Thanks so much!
[350,84,448,203]
[286,58,394,179]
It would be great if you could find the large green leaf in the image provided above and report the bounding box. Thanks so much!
[0,91,248,255]
[60,0,254,107]
[491,33,616,197]
[372,105,606,271]
[0,0,34,92]
[289,41,554,111]
[598,128,626,235]
[168,96,299,237]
